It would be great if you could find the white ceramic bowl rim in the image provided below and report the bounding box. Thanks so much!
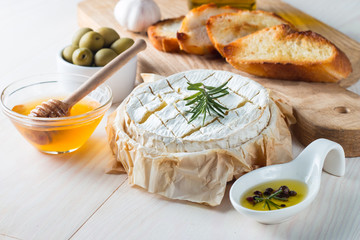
[57,47,137,104]
[0,73,112,123]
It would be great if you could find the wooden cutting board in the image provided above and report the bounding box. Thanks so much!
[77,0,360,157]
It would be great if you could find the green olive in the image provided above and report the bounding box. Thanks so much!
[62,45,78,63]
[110,38,134,54]
[72,48,93,66]
[94,48,117,66]
[97,27,120,47]
[72,27,93,46]
[79,31,104,52]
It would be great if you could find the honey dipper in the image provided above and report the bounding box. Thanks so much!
[29,39,146,118]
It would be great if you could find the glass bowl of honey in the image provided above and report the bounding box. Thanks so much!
[0,73,112,154]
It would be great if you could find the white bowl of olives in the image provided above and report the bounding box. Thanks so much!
[57,27,137,103]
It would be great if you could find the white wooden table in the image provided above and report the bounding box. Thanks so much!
[0,0,359,239]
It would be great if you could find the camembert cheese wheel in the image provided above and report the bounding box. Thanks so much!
[107,70,293,206]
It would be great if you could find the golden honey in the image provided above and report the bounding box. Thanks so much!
[12,98,102,153]
[188,0,256,10]
[241,179,308,211]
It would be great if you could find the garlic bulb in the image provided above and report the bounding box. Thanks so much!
[114,0,161,32]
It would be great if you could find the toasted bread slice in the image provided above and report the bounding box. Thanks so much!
[224,24,352,83]
[147,16,184,52]
[206,10,295,56]
[177,3,238,55]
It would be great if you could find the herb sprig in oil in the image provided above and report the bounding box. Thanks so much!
[246,186,297,210]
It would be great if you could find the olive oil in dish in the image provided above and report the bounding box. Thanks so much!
[241,179,308,211]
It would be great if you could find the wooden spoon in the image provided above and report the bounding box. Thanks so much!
[29,39,147,118]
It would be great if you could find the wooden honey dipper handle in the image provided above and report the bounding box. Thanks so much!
[63,39,147,107]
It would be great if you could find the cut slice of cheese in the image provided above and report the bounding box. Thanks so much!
[107,70,293,206]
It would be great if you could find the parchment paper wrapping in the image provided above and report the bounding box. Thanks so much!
[106,87,294,206]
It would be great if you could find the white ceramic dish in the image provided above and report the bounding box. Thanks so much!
[57,49,137,103]
[229,138,345,224]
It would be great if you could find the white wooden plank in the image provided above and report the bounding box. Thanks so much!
[0,0,84,89]
[72,154,360,240]
[0,117,126,240]
[0,233,22,240]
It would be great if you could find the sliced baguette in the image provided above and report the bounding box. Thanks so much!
[223,24,352,83]
[206,10,295,56]
[177,3,238,55]
[147,16,184,52]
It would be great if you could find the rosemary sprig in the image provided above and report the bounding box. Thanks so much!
[247,186,298,211]
[184,81,230,125]
[250,189,287,211]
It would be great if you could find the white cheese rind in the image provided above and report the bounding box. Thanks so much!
[125,70,270,152]
[107,70,293,206]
